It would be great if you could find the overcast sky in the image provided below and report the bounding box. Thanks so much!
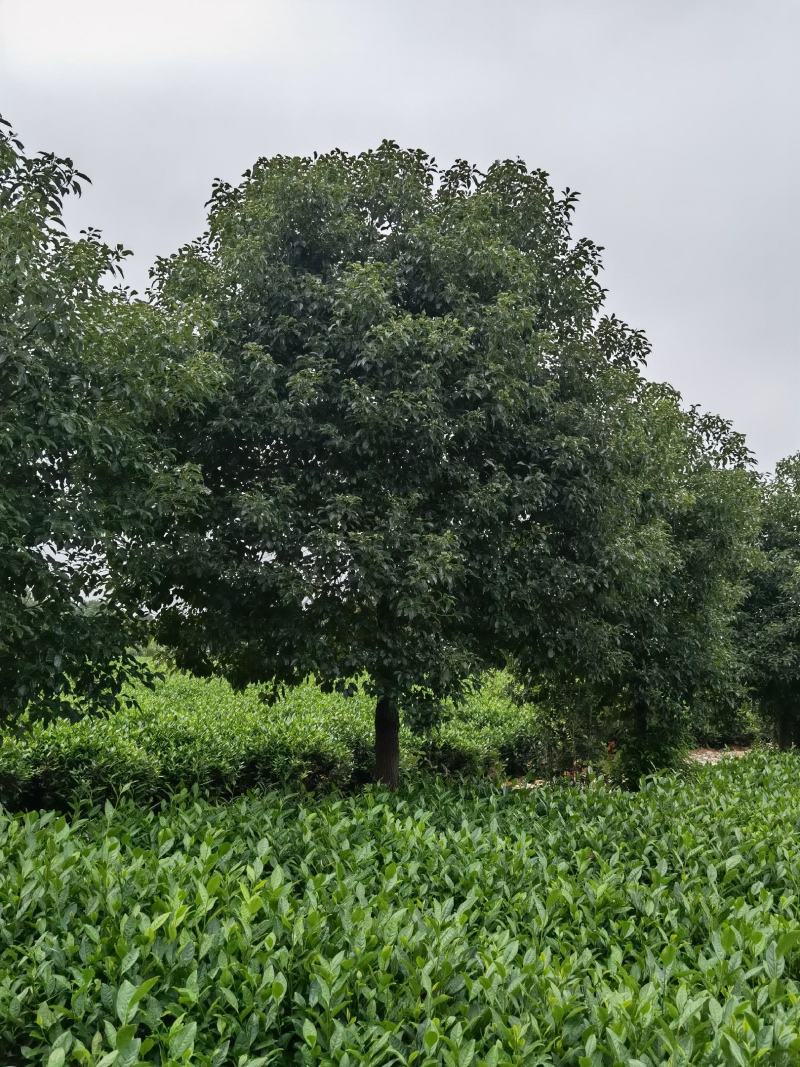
[2,0,797,468]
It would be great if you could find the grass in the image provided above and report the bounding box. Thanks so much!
[2,753,800,1063]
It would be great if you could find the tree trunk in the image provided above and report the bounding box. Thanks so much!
[632,692,648,744]
[778,708,795,750]
[375,693,400,790]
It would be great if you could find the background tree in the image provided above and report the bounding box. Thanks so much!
[604,389,759,776]
[139,142,664,788]
[740,455,800,747]
[520,382,760,780]
[0,118,217,724]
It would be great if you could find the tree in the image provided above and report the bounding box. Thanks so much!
[601,388,760,775]
[0,118,217,724]
[139,143,660,788]
[517,381,760,780]
[740,455,800,747]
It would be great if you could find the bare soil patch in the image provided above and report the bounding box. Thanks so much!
[687,746,751,765]
[508,746,753,789]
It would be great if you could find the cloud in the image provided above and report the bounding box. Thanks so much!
[2,0,797,468]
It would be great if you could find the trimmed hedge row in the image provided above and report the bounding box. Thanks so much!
[0,670,551,809]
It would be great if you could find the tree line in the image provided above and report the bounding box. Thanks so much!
[2,118,798,787]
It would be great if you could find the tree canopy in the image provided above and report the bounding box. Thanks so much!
[0,119,217,723]
[546,383,760,777]
[740,454,800,747]
[136,142,688,786]
[1,122,786,784]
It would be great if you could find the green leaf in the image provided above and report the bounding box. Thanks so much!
[169,1021,198,1059]
[302,1019,317,1048]
[722,1033,748,1067]
[115,980,137,1024]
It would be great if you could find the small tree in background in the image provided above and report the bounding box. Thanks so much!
[137,142,668,788]
[740,455,800,747]
[519,382,761,781]
[605,390,759,777]
[0,119,218,724]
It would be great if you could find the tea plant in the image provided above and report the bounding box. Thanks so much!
[0,670,553,810]
[2,753,800,1064]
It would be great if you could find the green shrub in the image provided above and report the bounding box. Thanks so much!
[0,670,556,809]
[422,672,552,777]
[2,754,800,1063]
[0,718,160,809]
[0,673,381,809]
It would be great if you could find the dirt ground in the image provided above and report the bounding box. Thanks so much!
[510,746,753,789]
[687,746,751,765]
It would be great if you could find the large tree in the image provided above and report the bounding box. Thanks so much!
[0,119,217,724]
[140,143,661,787]
[740,455,800,747]
[512,377,761,780]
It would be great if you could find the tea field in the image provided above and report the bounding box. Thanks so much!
[0,671,551,811]
[2,753,800,1064]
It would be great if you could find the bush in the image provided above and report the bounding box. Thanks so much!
[0,670,555,809]
[2,754,800,1063]
[421,672,557,777]
[0,673,382,809]
[689,698,767,748]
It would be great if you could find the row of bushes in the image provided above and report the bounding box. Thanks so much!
[0,670,558,810]
[1,665,767,810]
[2,754,800,1063]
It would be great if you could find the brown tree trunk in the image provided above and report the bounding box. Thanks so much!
[375,693,400,790]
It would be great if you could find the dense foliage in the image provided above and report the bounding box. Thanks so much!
[4,108,800,1067]
[0,106,795,772]
[2,115,782,778]
[1,114,800,1067]
[740,454,800,746]
[543,385,760,778]
[0,670,554,811]
[2,754,800,1064]
[0,119,217,724]
[137,142,670,785]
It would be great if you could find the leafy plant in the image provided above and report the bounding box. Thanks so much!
[2,754,800,1063]
[0,669,556,810]
[537,386,761,784]
[0,118,218,724]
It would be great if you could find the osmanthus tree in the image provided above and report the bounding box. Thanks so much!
[516,380,761,779]
[596,387,761,775]
[0,119,218,724]
[739,455,800,747]
[141,142,660,788]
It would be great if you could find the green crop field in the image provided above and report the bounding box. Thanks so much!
[2,750,800,1065]
[0,671,553,812]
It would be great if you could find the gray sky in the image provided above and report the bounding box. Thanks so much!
[2,0,797,469]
